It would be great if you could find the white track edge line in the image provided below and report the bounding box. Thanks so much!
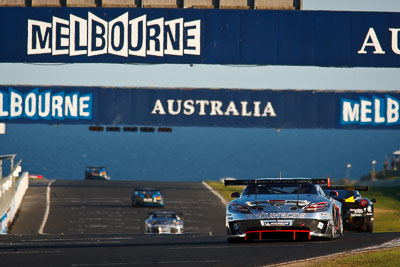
[38,179,56,235]
[201,181,227,206]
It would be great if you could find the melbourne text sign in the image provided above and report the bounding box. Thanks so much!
[1,7,400,67]
[0,86,399,129]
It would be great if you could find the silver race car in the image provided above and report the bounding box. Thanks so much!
[225,178,343,243]
[145,211,184,234]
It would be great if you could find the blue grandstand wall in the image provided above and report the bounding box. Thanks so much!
[1,7,400,67]
[1,86,399,129]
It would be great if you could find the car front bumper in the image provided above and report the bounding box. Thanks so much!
[132,198,164,207]
[146,225,183,234]
[226,211,335,240]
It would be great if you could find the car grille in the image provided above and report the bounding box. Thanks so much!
[245,229,311,241]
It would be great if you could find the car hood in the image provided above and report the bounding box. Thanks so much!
[235,194,327,212]
[146,219,182,225]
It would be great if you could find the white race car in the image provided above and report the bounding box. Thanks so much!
[225,178,343,243]
[145,211,184,234]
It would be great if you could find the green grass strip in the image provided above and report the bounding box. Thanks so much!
[308,248,400,267]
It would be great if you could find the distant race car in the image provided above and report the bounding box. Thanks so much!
[131,187,164,207]
[322,185,376,232]
[145,211,184,234]
[84,166,110,180]
[225,178,343,243]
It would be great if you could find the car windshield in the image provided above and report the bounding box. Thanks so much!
[88,167,106,172]
[242,183,317,195]
[141,190,157,195]
[152,214,176,219]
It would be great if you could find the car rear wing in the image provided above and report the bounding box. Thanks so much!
[321,185,368,191]
[224,178,330,187]
[225,178,331,210]
[136,187,159,191]
[148,212,184,216]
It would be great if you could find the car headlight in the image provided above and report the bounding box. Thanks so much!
[146,220,156,226]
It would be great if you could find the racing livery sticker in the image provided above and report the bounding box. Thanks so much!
[247,212,307,219]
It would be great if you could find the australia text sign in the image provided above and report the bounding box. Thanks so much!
[1,7,400,67]
[0,86,399,129]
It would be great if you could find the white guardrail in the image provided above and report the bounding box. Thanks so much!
[0,171,29,234]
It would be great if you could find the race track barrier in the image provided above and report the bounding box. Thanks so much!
[0,157,29,234]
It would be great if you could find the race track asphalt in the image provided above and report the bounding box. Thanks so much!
[10,179,226,236]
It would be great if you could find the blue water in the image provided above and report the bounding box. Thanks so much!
[0,124,398,182]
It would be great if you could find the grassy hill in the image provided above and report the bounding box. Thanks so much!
[362,186,400,232]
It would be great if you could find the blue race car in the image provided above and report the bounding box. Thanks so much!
[131,187,164,207]
[85,166,110,180]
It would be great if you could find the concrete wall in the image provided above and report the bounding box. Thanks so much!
[0,172,29,234]
[66,0,97,7]
[142,0,180,8]
[14,172,29,216]
[102,0,137,7]
[0,0,26,6]
[0,0,302,9]
[0,176,16,218]
[184,0,216,8]
[219,0,249,9]
[254,0,301,10]
[31,0,62,7]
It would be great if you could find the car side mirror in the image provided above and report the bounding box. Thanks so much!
[231,192,240,198]
[371,199,376,203]
[329,190,339,197]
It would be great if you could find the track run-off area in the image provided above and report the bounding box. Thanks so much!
[0,179,398,266]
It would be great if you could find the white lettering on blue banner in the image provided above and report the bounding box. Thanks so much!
[341,95,400,126]
[0,88,92,120]
[27,12,201,57]
[357,27,400,55]
[150,99,277,117]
